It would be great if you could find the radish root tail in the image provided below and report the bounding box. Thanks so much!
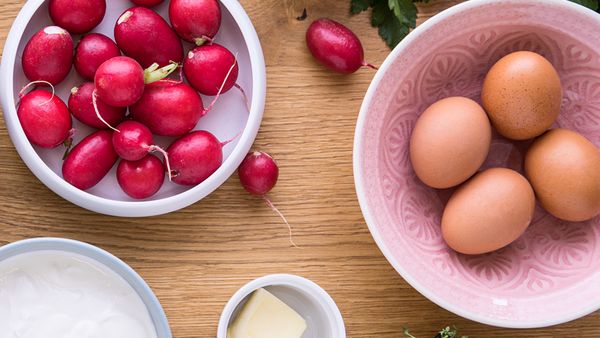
[92,90,120,132]
[204,53,239,115]
[221,131,242,147]
[148,145,173,181]
[262,195,300,248]
[362,61,378,70]
[19,81,55,105]
[234,83,250,112]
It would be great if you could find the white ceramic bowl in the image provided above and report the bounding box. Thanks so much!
[0,0,266,217]
[0,237,171,337]
[217,274,346,338]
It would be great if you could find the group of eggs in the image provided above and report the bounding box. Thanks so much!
[409,51,600,255]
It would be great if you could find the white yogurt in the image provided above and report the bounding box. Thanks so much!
[0,250,158,338]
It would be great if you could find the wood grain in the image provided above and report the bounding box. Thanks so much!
[1,0,599,337]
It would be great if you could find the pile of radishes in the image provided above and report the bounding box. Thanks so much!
[17,0,256,200]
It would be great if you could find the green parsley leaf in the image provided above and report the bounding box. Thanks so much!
[570,0,599,11]
[350,0,372,14]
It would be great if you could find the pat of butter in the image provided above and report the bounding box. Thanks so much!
[228,288,307,338]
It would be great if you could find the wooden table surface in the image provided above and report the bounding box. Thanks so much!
[1,0,599,337]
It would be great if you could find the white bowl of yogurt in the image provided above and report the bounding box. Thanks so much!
[0,237,171,338]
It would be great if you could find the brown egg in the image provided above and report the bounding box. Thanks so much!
[442,168,535,255]
[525,128,600,222]
[481,51,562,140]
[410,97,491,189]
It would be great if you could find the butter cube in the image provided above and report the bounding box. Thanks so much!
[227,288,307,338]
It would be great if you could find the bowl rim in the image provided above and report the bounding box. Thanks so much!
[0,237,172,337]
[216,274,346,338]
[353,0,600,328]
[0,0,266,217]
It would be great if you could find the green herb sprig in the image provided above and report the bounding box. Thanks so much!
[351,0,600,50]
[404,326,468,338]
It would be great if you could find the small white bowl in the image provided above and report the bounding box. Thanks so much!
[218,274,346,338]
[0,0,266,217]
[0,237,171,337]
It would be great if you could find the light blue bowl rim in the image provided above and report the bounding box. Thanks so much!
[0,237,172,338]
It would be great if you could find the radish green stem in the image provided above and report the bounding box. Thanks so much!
[92,89,120,132]
[263,196,300,248]
[144,61,179,84]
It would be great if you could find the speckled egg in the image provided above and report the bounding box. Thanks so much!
[481,51,562,140]
[410,97,491,189]
[525,128,600,222]
[442,168,536,255]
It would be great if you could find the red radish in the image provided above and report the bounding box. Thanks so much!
[167,131,223,186]
[306,18,377,74]
[169,0,221,45]
[238,151,298,247]
[94,56,145,108]
[114,7,184,68]
[184,44,238,96]
[63,130,118,190]
[74,33,121,80]
[130,82,203,137]
[69,82,126,129]
[22,26,73,85]
[112,120,172,179]
[131,56,237,136]
[130,0,164,7]
[49,0,106,34]
[17,88,72,148]
[117,155,165,199]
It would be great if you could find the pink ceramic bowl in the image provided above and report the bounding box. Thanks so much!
[354,0,600,328]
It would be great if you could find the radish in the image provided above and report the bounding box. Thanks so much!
[112,120,172,179]
[69,82,126,129]
[306,18,377,74]
[183,44,238,96]
[94,56,177,109]
[238,151,298,247]
[49,0,106,34]
[130,82,203,137]
[62,130,118,190]
[169,0,221,45]
[74,33,121,80]
[132,56,237,136]
[167,131,223,186]
[17,87,72,148]
[22,26,73,85]
[130,0,164,7]
[115,7,184,68]
[117,155,165,199]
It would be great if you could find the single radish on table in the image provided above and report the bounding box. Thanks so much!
[74,33,121,80]
[169,0,221,45]
[18,88,72,148]
[167,131,224,186]
[22,26,73,85]
[115,7,184,68]
[112,120,172,178]
[132,56,238,136]
[69,82,126,129]
[306,18,377,74]
[63,130,118,190]
[49,0,106,34]
[238,151,298,247]
[117,155,165,199]
[130,0,164,7]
